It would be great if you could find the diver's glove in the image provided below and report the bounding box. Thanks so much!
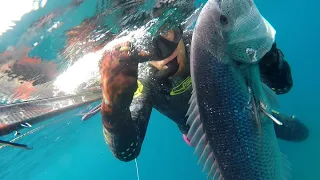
[100,41,140,115]
[272,112,309,142]
[99,38,167,115]
[259,43,293,94]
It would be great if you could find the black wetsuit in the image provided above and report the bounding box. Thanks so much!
[101,31,306,162]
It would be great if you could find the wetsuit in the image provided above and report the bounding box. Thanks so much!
[100,30,308,162]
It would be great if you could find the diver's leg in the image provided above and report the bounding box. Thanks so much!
[272,111,309,142]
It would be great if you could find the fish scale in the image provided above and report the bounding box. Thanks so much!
[186,0,290,179]
[187,64,283,179]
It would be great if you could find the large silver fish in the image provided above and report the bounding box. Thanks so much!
[186,0,291,179]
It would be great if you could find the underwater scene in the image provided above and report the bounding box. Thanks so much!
[0,0,319,180]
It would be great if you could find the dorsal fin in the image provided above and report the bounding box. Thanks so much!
[185,88,222,180]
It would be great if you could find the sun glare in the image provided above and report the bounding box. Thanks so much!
[52,20,158,95]
[0,0,47,36]
[53,51,102,94]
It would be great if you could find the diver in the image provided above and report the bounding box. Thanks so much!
[84,2,309,162]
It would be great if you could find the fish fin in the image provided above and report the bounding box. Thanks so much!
[186,90,222,180]
[262,83,279,109]
[282,153,292,180]
[260,82,291,178]
[260,83,284,125]
[245,63,281,139]
[246,72,283,128]
[243,49,276,134]
[207,160,220,180]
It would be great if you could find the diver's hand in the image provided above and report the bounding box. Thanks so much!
[100,41,138,114]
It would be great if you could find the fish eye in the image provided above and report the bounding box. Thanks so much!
[220,15,228,25]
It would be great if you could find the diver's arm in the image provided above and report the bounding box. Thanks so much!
[101,80,153,162]
[100,42,153,162]
[259,43,293,94]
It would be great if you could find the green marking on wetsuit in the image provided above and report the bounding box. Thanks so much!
[170,76,192,96]
[134,80,143,98]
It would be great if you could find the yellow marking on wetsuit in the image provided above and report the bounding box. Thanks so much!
[170,76,192,96]
[133,80,143,98]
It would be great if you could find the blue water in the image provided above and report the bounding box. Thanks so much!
[0,0,319,179]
